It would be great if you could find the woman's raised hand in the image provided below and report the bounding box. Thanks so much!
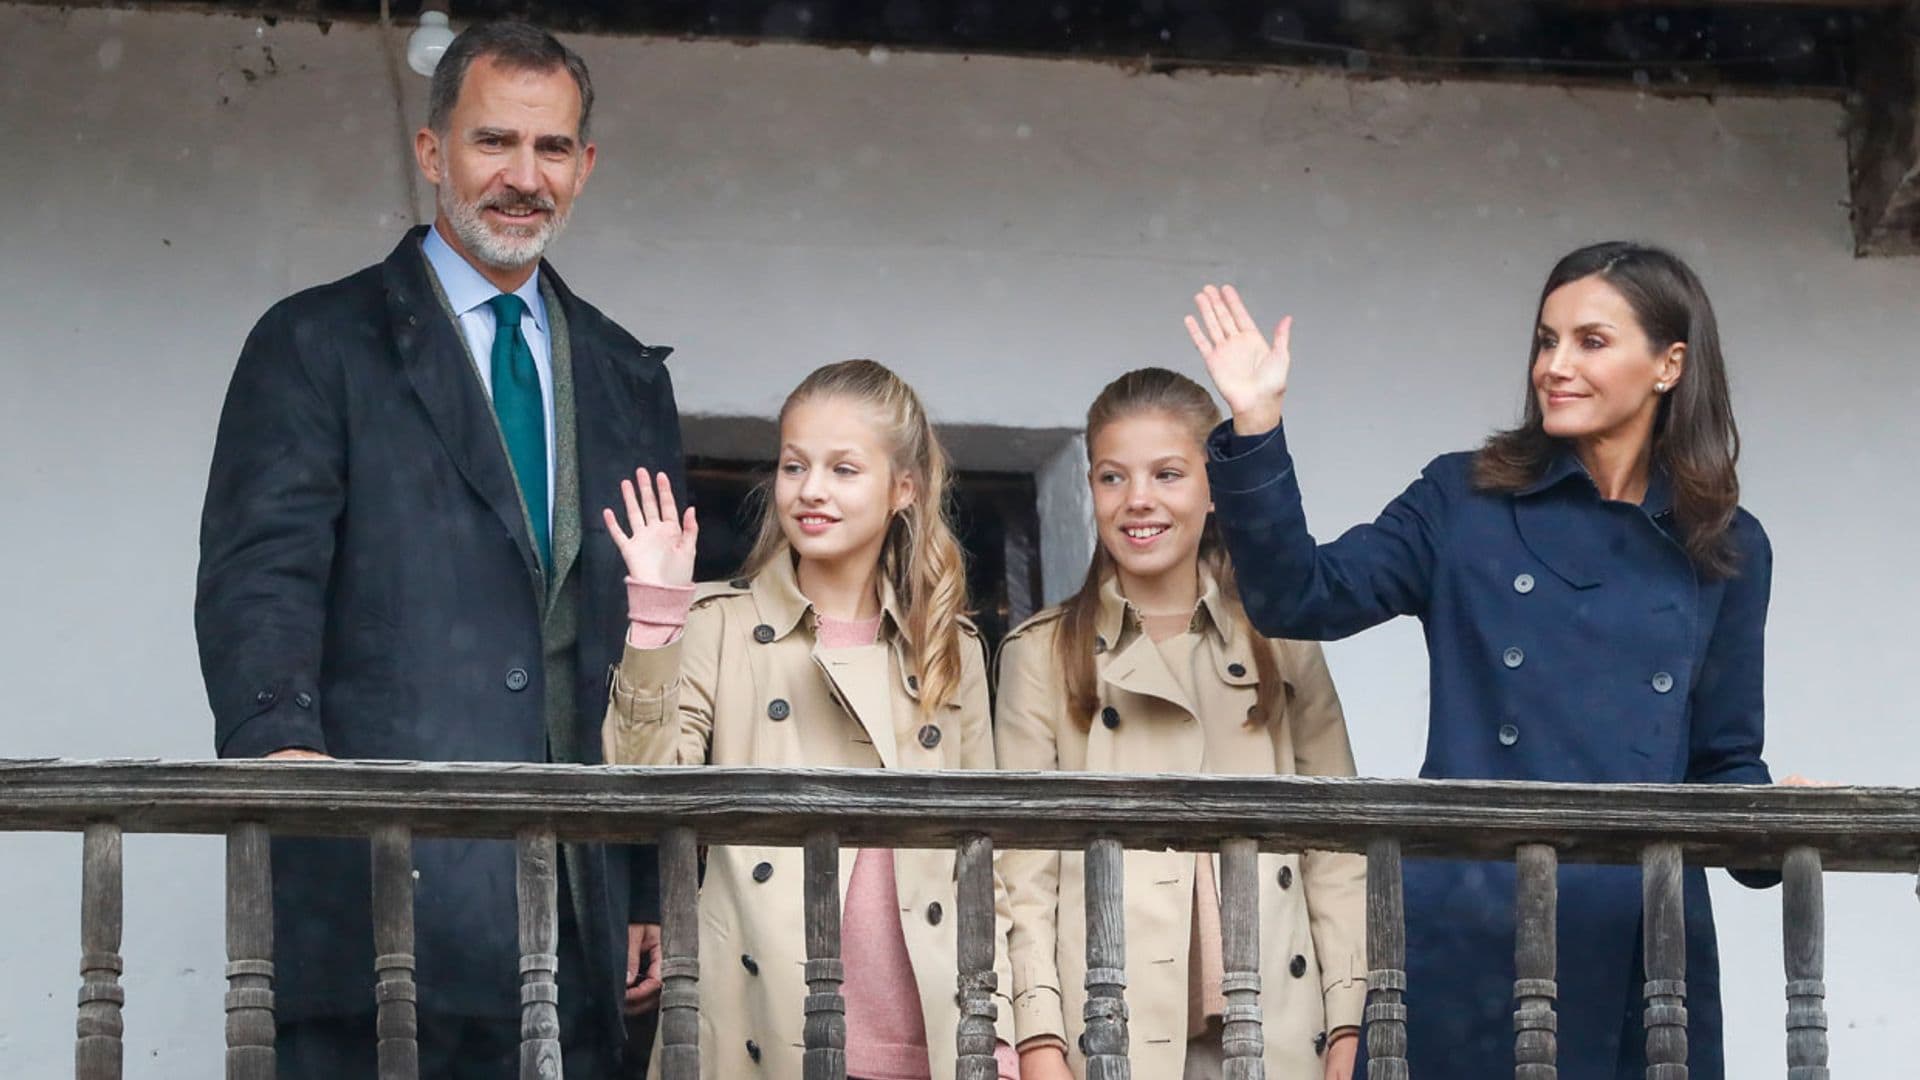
[602,468,698,589]
[1184,284,1293,435]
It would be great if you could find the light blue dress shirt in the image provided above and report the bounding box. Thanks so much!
[422,224,556,531]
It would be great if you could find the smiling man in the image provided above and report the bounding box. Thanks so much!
[195,22,680,1076]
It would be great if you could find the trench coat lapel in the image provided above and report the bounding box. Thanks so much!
[384,228,543,585]
[816,647,901,771]
[1512,452,1605,590]
[1092,575,1197,718]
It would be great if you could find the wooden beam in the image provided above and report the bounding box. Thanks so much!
[1851,2,1920,254]
[1,759,1919,871]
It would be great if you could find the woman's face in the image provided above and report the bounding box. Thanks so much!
[774,395,913,572]
[1088,412,1212,590]
[1533,274,1684,447]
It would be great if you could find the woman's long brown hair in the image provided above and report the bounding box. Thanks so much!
[740,360,970,715]
[1474,241,1744,577]
[1054,368,1283,731]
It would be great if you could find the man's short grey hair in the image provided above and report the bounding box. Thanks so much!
[426,21,595,142]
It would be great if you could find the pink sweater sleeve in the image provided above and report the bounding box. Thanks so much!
[995,1039,1021,1079]
[624,579,696,649]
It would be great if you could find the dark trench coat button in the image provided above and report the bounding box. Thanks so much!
[752,624,776,644]
[1513,573,1536,594]
[1498,724,1521,747]
[926,902,943,926]
[740,954,759,976]
[1227,662,1247,677]
[293,691,313,709]
[1503,647,1525,669]
[1100,707,1120,730]
[767,698,791,722]
[255,689,275,706]
[917,724,942,749]
[1278,865,1294,889]
[745,1039,761,1063]
[1651,672,1675,694]
[1093,635,1108,655]
[1290,954,1308,978]
[906,674,919,692]
[505,667,529,692]
[751,861,773,883]
[729,577,752,590]
[1314,1031,1329,1055]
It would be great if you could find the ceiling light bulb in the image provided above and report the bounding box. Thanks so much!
[407,10,456,77]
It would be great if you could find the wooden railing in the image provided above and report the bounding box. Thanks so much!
[5,758,1919,1080]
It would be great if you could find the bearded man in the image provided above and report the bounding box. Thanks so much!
[195,21,679,1076]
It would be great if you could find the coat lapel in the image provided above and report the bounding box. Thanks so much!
[815,647,901,770]
[385,229,543,586]
[1512,453,1605,590]
[541,276,582,611]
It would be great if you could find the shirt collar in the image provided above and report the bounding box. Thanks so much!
[423,223,547,334]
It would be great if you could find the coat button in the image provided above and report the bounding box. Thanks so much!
[1227,662,1247,677]
[1290,954,1308,978]
[753,624,776,644]
[505,667,530,691]
[1278,865,1293,890]
[926,902,943,926]
[1314,1031,1329,1055]
[1513,573,1535,594]
[745,1039,761,1063]
[255,689,276,706]
[752,861,773,883]
[1503,647,1525,669]
[293,691,313,709]
[767,699,791,722]
[1100,706,1120,730]
[917,724,942,749]
[1652,672,1675,694]
[729,577,751,589]
[906,674,919,692]
[1093,635,1108,655]
[741,954,759,976]
[1498,724,1520,746]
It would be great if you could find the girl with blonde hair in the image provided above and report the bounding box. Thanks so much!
[996,367,1367,1080]
[601,359,1018,1080]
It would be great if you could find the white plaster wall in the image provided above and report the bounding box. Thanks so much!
[2,4,1917,1074]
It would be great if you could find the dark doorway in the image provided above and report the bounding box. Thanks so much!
[685,456,1043,655]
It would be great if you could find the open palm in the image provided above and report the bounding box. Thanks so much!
[602,468,698,588]
[1183,284,1293,434]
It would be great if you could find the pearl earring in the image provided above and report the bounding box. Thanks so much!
[1655,382,1668,393]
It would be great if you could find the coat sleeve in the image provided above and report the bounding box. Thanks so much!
[1685,515,1778,889]
[1278,638,1369,1030]
[1206,420,1448,641]
[991,625,1069,1047]
[196,302,346,759]
[602,597,721,766]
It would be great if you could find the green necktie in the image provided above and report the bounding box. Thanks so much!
[486,293,550,570]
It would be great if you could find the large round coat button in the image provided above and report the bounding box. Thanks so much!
[729,577,752,590]
[752,624,776,644]
[752,861,773,883]
[1503,647,1525,669]
[1227,662,1247,678]
[906,674,919,692]
[917,724,942,749]
[1652,672,1675,694]
[1290,954,1308,978]
[1100,707,1120,730]
[255,689,275,706]
[767,699,791,721]
[926,902,943,926]
[740,954,759,976]
[1498,724,1521,747]
[745,1039,761,1063]
[1093,636,1108,655]
[1278,865,1293,890]
[505,667,530,691]
[293,691,313,709]
[1514,573,1536,594]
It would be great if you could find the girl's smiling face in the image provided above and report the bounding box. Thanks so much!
[773,395,914,571]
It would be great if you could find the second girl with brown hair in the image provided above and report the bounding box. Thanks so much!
[996,368,1367,1080]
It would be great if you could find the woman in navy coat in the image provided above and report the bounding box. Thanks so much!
[1182,243,1779,1079]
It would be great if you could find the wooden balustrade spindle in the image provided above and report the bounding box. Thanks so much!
[225,823,276,1080]
[1364,837,1409,1080]
[516,829,563,1080]
[1082,837,1131,1080]
[955,834,1000,1080]
[1641,844,1688,1080]
[75,823,125,1080]
[1781,847,1829,1080]
[1513,843,1559,1080]
[803,832,847,1080]
[1219,838,1265,1080]
[371,825,419,1080]
[657,827,701,1080]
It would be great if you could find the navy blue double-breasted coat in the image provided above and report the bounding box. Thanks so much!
[1206,421,1776,1080]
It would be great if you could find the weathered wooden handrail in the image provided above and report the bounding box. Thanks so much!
[9,758,1917,1080]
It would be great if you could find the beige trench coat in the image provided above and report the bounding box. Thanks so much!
[994,572,1367,1079]
[603,554,1015,1080]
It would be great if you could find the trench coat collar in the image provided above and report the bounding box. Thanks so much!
[1515,443,1676,519]
[750,549,908,645]
[1512,446,1678,590]
[1092,567,1234,655]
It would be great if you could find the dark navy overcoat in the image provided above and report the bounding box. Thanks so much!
[1206,421,1776,1080]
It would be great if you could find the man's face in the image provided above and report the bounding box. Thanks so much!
[415,56,596,279]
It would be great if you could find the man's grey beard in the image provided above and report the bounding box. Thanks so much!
[439,182,570,271]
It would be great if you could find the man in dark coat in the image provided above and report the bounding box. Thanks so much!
[195,22,676,1075]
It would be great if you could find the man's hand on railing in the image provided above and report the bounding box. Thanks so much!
[264,748,332,761]
[625,922,663,1015]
